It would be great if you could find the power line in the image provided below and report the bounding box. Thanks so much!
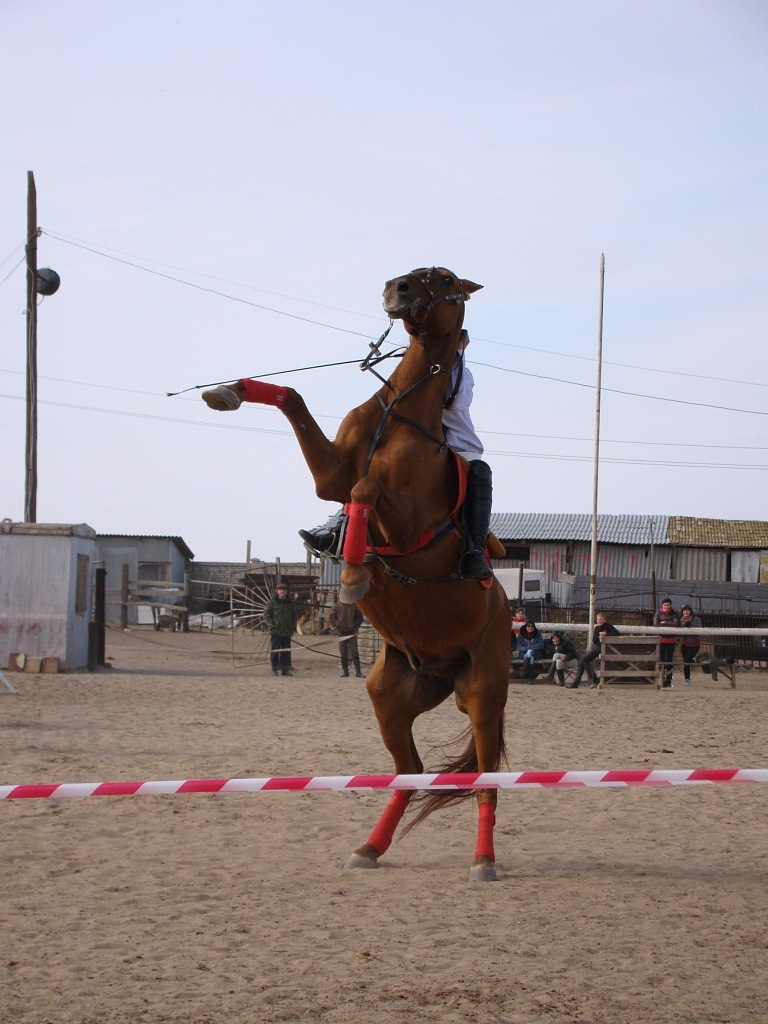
[8,237,767,417]
[41,229,766,391]
[0,256,25,287]
[2,393,766,470]
[477,335,767,390]
[43,229,382,321]
[472,361,768,418]
[1,366,768,450]
[41,232,377,340]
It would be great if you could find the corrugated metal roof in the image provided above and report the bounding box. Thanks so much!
[489,513,668,545]
[2,521,96,539]
[491,513,768,549]
[97,534,195,560]
[668,516,768,548]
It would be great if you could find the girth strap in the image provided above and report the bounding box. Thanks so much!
[367,449,468,558]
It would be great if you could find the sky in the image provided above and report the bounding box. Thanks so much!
[1,1,767,563]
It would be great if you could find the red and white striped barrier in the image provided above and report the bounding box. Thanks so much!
[2,769,768,800]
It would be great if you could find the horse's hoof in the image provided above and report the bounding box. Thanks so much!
[469,861,498,883]
[344,853,379,870]
[339,567,370,604]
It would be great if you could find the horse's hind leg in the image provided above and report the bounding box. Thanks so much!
[345,646,451,871]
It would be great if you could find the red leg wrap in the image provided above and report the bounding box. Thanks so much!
[367,790,411,855]
[241,378,288,407]
[343,502,371,565]
[474,802,496,863]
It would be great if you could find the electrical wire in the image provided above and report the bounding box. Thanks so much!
[2,392,766,470]
[40,232,376,339]
[42,229,382,321]
[471,361,768,418]
[3,366,767,451]
[41,229,766,391]
[0,256,25,287]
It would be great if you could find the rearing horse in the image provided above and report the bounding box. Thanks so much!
[203,267,511,881]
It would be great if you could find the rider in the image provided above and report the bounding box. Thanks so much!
[299,330,494,581]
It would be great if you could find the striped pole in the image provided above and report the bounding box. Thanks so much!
[2,769,768,800]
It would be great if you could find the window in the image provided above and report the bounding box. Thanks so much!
[503,545,530,562]
[138,562,170,583]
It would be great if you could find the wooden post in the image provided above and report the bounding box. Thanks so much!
[24,171,38,523]
[182,569,191,632]
[120,564,130,630]
[94,562,106,663]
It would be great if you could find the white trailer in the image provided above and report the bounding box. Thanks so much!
[495,567,547,606]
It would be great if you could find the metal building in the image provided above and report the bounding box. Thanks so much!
[0,521,97,671]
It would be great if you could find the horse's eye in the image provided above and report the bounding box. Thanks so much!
[442,275,454,287]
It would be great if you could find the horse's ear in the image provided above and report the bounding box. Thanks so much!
[461,279,483,299]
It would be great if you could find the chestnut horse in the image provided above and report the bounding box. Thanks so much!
[203,267,511,881]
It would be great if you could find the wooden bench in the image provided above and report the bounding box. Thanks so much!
[598,636,661,688]
[509,655,549,681]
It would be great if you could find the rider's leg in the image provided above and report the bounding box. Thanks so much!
[298,508,345,556]
[461,459,494,581]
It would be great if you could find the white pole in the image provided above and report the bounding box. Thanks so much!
[588,255,605,634]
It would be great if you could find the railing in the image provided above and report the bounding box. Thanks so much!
[104,567,189,631]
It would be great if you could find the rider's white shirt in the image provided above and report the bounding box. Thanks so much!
[443,358,483,458]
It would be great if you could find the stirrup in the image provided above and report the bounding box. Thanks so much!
[460,550,493,581]
[298,519,347,560]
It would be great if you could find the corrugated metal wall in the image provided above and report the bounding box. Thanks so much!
[0,529,95,670]
[671,548,728,582]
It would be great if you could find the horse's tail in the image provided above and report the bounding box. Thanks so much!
[399,713,507,836]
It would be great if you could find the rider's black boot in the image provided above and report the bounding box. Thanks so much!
[299,528,337,555]
[460,460,494,581]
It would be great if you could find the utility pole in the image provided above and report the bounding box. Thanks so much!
[24,171,39,522]
[23,172,60,524]
[588,255,605,633]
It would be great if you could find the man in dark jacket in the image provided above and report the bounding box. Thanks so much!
[567,613,620,689]
[330,599,365,678]
[263,583,298,676]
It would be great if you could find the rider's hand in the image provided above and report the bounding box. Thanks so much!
[202,385,242,412]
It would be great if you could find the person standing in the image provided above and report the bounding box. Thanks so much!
[654,598,680,688]
[511,607,527,637]
[567,613,620,689]
[679,604,702,686]
[263,583,297,677]
[330,599,364,678]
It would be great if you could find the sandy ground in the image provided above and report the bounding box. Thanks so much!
[2,625,768,1024]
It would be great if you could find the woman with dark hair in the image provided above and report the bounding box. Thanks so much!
[516,620,544,680]
[654,598,680,688]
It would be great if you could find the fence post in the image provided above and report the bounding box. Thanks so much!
[120,564,129,631]
[183,569,191,632]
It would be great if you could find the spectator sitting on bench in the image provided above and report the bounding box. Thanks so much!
[516,619,545,679]
[567,613,620,689]
[545,632,579,686]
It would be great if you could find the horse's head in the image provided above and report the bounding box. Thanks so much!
[382,267,482,340]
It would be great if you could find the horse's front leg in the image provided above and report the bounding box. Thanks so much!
[202,380,354,501]
[346,646,452,871]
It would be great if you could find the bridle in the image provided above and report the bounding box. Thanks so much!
[358,268,468,475]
